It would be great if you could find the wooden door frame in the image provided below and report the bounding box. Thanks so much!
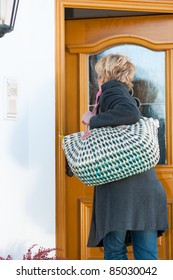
[55,0,173,258]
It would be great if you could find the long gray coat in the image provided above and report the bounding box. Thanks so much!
[87,80,168,247]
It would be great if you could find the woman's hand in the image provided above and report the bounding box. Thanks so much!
[81,111,93,125]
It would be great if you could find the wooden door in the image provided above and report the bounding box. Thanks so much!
[62,14,173,260]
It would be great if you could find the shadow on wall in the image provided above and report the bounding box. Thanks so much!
[8,80,55,236]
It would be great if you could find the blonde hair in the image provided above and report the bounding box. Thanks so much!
[95,54,135,89]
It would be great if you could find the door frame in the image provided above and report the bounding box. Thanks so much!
[55,0,173,258]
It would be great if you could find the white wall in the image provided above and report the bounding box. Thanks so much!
[0,0,55,259]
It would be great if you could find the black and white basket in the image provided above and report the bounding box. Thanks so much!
[62,118,160,186]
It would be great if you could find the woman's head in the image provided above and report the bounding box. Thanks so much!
[95,54,135,89]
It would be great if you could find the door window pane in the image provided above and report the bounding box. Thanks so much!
[89,45,166,164]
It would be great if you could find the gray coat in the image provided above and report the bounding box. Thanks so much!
[87,80,168,247]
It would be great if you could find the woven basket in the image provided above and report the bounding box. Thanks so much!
[62,117,160,186]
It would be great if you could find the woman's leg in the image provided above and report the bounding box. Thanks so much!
[131,230,158,260]
[103,231,128,260]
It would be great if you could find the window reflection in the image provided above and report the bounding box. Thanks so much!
[89,45,166,164]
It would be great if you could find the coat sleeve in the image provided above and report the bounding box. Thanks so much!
[89,90,141,129]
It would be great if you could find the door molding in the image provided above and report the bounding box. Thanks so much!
[60,0,173,12]
[67,35,173,54]
[55,0,173,259]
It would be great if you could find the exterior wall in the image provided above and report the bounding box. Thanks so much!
[0,0,55,259]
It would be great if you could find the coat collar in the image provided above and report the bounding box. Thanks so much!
[101,80,128,92]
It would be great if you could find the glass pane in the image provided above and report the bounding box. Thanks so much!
[89,45,166,164]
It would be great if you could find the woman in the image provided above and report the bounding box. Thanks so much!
[82,54,168,260]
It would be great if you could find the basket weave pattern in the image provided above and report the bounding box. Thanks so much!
[62,118,160,186]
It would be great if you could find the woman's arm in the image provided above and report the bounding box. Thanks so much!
[89,91,141,129]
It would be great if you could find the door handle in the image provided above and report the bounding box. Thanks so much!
[66,158,74,177]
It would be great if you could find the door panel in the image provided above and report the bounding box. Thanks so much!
[65,15,173,260]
